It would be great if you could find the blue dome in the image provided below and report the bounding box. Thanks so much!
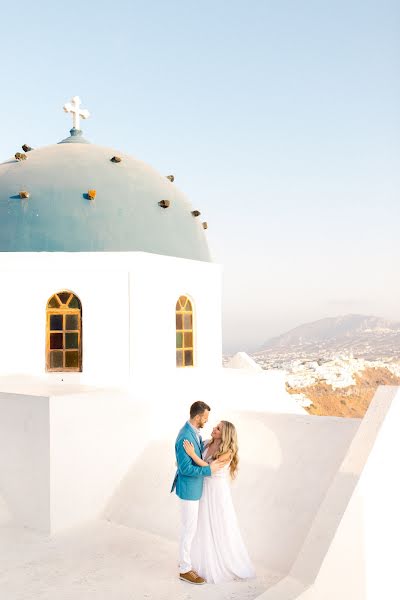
[0,130,211,261]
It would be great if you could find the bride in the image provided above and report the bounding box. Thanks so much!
[183,420,256,584]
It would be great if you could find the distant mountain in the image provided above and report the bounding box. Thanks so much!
[256,314,400,361]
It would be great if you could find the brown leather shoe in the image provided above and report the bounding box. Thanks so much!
[179,570,206,585]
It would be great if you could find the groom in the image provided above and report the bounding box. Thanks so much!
[171,401,222,585]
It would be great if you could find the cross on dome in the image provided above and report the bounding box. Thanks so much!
[63,96,90,131]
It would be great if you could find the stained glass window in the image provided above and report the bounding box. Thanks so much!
[46,291,82,372]
[176,295,194,367]
[65,351,79,368]
[50,333,63,349]
[57,292,71,305]
[48,296,60,309]
[65,315,79,330]
[50,351,63,369]
[65,332,79,349]
[50,314,63,330]
[68,296,80,309]
[176,350,184,367]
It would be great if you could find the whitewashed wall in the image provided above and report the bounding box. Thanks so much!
[258,386,400,600]
[104,408,359,571]
[49,391,155,533]
[128,252,222,373]
[0,392,50,532]
[0,388,169,534]
[290,386,400,600]
[0,252,222,383]
[0,369,304,534]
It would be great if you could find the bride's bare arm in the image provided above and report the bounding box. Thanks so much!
[183,440,209,466]
[216,451,231,463]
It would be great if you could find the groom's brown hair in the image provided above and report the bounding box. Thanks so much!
[190,401,211,419]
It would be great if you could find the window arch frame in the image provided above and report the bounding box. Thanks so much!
[46,290,82,372]
[175,294,195,368]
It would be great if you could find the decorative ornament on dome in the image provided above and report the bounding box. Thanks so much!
[63,96,90,132]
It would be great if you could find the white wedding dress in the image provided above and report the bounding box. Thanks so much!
[191,441,256,584]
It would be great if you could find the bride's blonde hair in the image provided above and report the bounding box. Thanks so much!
[213,421,239,480]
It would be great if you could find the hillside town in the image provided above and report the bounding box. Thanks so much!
[223,315,400,417]
[252,353,400,389]
[246,353,400,417]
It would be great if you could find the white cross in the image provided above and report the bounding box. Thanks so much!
[63,96,90,130]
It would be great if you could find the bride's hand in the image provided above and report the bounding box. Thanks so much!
[183,439,196,458]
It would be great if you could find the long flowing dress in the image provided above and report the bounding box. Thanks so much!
[191,441,256,584]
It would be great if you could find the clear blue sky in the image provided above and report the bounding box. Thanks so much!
[1,1,399,352]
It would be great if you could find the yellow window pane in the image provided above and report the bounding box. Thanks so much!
[66,332,79,349]
[57,292,71,304]
[184,331,193,347]
[50,351,63,369]
[176,332,183,348]
[65,351,79,368]
[68,296,80,309]
[184,350,193,366]
[183,313,192,330]
[50,314,63,331]
[65,314,79,330]
[50,333,63,350]
[48,295,60,308]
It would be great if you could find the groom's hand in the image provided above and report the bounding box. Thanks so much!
[210,460,224,474]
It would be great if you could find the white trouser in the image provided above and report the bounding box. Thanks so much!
[178,498,199,573]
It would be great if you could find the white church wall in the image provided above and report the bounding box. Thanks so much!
[0,252,222,384]
[128,252,222,373]
[0,256,129,381]
[0,392,50,532]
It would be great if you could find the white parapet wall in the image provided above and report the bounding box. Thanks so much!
[0,393,50,532]
[258,385,400,600]
[1,380,398,599]
[104,407,359,574]
[104,386,400,599]
[0,365,303,534]
[220,368,307,414]
[0,386,156,533]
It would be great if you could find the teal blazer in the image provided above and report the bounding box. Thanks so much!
[170,422,211,501]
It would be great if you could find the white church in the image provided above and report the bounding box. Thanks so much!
[0,98,399,600]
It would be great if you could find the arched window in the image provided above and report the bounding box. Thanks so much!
[46,291,82,372]
[176,295,194,367]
